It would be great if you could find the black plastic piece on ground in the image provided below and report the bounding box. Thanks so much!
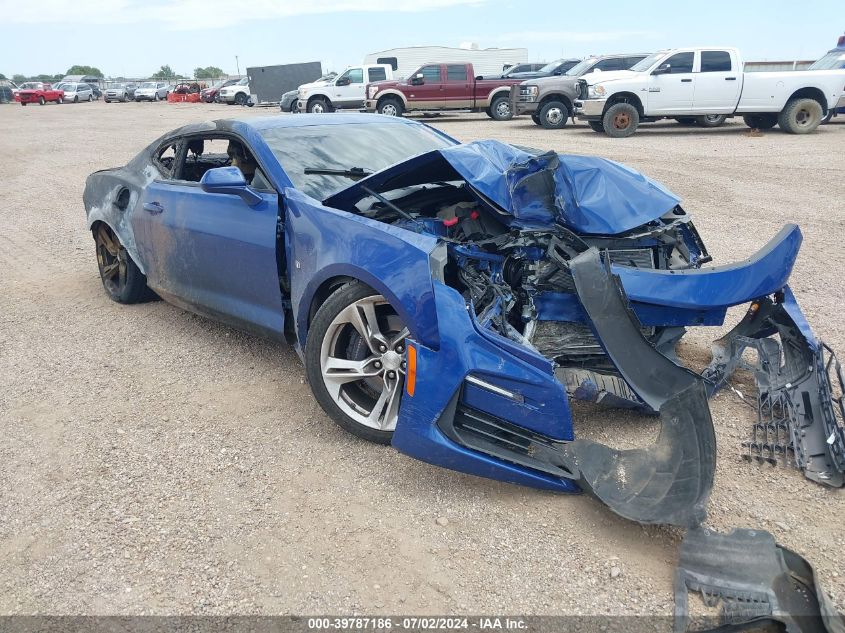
[674,528,845,633]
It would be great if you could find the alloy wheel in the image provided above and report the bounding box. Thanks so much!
[95,224,127,295]
[319,295,408,432]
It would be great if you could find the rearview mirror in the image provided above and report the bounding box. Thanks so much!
[410,73,425,86]
[200,167,262,206]
[336,77,351,86]
[652,64,671,75]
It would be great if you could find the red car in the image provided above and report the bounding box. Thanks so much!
[18,82,64,106]
[364,62,524,120]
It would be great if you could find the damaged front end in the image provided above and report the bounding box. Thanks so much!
[325,140,844,525]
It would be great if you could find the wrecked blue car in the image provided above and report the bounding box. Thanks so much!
[83,114,845,527]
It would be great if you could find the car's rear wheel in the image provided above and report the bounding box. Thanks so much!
[696,114,727,128]
[305,282,409,445]
[88,94,93,102]
[742,113,778,130]
[74,95,79,103]
[674,117,696,125]
[588,121,605,133]
[778,98,823,134]
[93,223,153,304]
[38,96,45,105]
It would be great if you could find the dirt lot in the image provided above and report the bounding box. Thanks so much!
[1,101,843,619]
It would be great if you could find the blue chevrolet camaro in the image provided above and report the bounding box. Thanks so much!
[84,113,844,526]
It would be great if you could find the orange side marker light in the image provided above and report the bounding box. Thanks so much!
[406,344,417,397]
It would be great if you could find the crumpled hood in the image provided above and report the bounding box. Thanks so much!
[325,139,680,235]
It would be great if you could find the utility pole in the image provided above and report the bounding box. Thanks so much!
[235,55,240,77]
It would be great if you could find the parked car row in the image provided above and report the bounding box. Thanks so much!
[275,40,844,138]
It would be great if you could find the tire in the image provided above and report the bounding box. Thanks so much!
[74,96,79,103]
[154,93,160,102]
[308,97,331,113]
[104,99,110,103]
[696,114,727,128]
[489,94,513,121]
[538,100,569,129]
[38,96,45,105]
[778,98,823,134]
[531,113,541,126]
[674,117,696,125]
[376,98,403,117]
[289,101,298,113]
[821,109,834,124]
[602,102,640,137]
[21,102,26,107]
[742,113,778,130]
[93,223,153,304]
[88,94,93,102]
[305,281,409,445]
[234,92,247,106]
[588,121,605,133]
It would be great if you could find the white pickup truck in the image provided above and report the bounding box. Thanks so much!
[574,47,845,137]
[297,64,393,113]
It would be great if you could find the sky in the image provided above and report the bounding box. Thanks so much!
[0,0,840,79]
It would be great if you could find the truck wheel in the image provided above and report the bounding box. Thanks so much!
[821,110,833,124]
[489,95,513,121]
[588,121,604,133]
[531,113,541,126]
[234,92,247,106]
[602,103,639,137]
[377,98,404,117]
[742,114,778,130]
[538,100,569,129]
[309,98,332,114]
[696,114,726,128]
[778,98,823,134]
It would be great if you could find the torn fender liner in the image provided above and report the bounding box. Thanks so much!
[674,528,845,633]
[557,248,716,527]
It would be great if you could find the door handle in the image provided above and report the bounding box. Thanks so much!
[725,77,737,81]
[681,78,692,83]
[143,201,164,214]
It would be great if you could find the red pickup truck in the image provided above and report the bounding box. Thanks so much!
[18,82,64,106]
[364,63,523,120]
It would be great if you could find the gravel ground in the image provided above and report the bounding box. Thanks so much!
[1,101,843,619]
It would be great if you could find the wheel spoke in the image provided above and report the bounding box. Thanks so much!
[97,226,119,256]
[390,327,410,348]
[101,261,119,279]
[367,374,403,430]
[322,356,380,385]
[346,300,389,353]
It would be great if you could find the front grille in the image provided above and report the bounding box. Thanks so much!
[577,80,588,100]
[607,248,656,269]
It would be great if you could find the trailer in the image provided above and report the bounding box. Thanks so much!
[246,62,323,105]
[363,45,528,79]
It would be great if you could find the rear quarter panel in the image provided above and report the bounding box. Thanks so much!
[738,69,844,112]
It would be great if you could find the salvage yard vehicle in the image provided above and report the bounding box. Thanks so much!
[485,58,581,81]
[574,47,845,136]
[511,54,649,128]
[815,34,845,123]
[134,82,170,102]
[364,62,523,120]
[83,114,845,528]
[218,77,251,105]
[201,79,238,103]
[104,82,137,102]
[17,82,64,106]
[56,82,94,103]
[297,65,392,113]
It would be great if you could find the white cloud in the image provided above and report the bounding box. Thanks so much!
[0,0,487,29]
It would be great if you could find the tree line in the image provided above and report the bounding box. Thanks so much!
[2,64,229,84]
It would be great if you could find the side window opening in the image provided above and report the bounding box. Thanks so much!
[376,57,398,71]
[446,65,468,81]
[154,142,180,179]
[368,67,387,83]
[178,136,272,191]
[420,65,442,82]
[664,52,694,74]
[700,51,732,73]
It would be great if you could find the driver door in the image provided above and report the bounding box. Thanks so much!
[333,67,364,108]
[647,51,696,114]
[132,136,285,338]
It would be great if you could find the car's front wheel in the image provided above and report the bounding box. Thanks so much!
[376,98,403,117]
[538,100,570,129]
[93,223,153,304]
[306,282,409,444]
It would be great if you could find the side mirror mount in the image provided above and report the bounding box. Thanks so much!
[336,77,351,86]
[652,64,671,75]
[410,73,425,86]
[200,167,262,206]
[474,75,483,81]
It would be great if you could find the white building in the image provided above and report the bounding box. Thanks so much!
[363,45,529,79]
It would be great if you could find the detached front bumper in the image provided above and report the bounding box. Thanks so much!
[574,98,606,119]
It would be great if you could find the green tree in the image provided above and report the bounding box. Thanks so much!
[12,74,27,84]
[194,66,224,79]
[152,65,175,79]
[0,73,6,80]
[66,65,103,78]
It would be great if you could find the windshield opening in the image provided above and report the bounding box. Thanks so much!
[140,82,156,88]
[566,59,596,76]
[630,53,664,72]
[808,51,845,70]
[258,122,455,200]
[538,60,563,73]
[237,77,249,86]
